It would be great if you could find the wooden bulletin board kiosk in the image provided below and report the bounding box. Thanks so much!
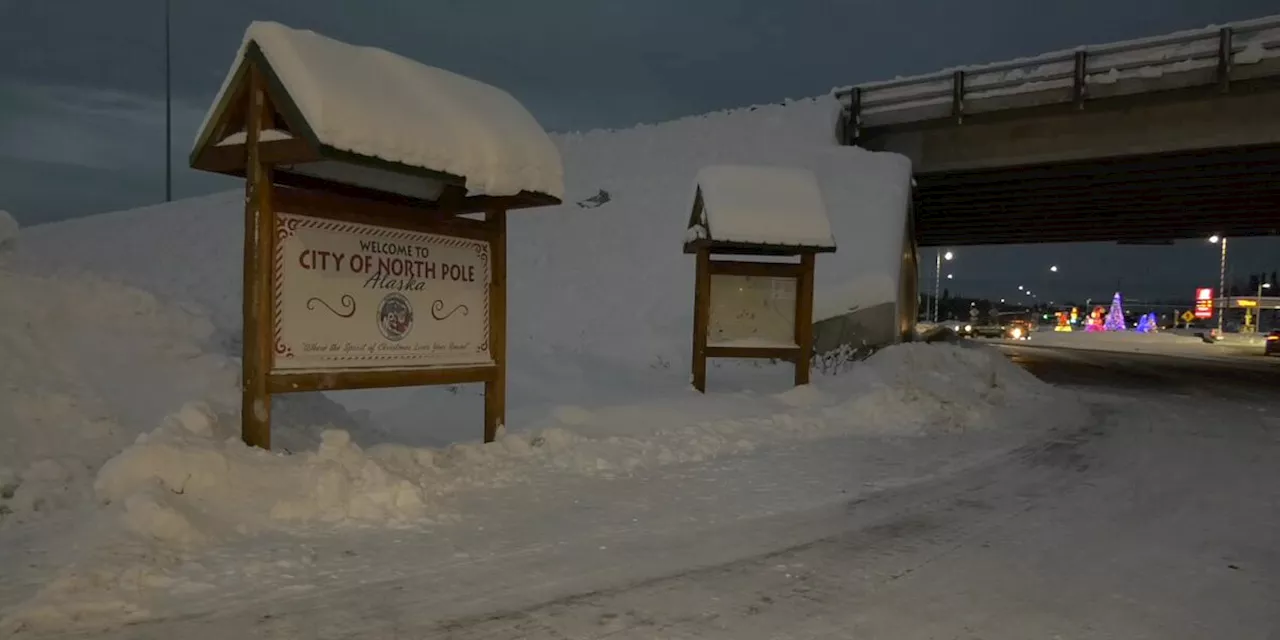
[189,22,563,449]
[684,165,836,392]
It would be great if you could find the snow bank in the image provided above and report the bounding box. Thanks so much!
[93,406,440,543]
[80,341,1075,548]
[0,269,355,529]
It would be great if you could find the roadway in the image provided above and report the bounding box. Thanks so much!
[991,340,1280,404]
[424,343,1280,638]
[422,349,1280,639]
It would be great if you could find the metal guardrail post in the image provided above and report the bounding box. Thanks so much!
[1072,50,1088,109]
[951,71,965,124]
[1217,27,1233,93]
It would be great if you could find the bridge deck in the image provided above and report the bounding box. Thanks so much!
[914,143,1280,246]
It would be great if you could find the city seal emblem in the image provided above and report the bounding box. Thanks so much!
[376,293,414,342]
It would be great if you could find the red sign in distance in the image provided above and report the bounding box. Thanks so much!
[1194,287,1214,319]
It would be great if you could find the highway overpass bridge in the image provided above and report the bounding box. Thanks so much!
[835,15,1280,248]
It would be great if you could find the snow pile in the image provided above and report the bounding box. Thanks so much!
[850,342,1057,434]
[81,342,1074,548]
[0,269,227,527]
[0,269,359,529]
[93,405,440,544]
[0,209,17,252]
[197,21,564,199]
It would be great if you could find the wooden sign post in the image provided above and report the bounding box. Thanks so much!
[684,165,836,392]
[189,22,562,448]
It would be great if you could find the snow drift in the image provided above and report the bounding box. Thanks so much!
[0,267,368,531]
[88,340,1073,547]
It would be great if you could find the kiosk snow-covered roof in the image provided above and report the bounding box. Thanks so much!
[684,165,836,254]
[190,21,563,210]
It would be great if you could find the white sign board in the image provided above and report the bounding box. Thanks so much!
[272,212,491,370]
[707,274,797,348]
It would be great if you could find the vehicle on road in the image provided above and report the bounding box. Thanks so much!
[1004,318,1035,341]
[937,320,976,338]
[974,311,1036,340]
[1266,329,1279,356]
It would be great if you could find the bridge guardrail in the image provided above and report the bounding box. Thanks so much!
[835,15,1280,144]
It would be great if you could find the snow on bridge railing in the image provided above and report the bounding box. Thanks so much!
[834,14,1280,143]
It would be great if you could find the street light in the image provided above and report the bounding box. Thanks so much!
[164,0,172,202]
[1209,234,1228,335]
[1017,285,1024,290]
[931,249,954,323]
[1050,265,1058,272]
[946,273,954,280]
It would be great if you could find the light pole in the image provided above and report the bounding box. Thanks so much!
[164,0,172,202]
[1044,266,1059,309]
[1209,235,1228,335]
[933,250,953,323]
[1257,281,1272,333]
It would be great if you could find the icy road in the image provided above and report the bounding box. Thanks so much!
[61,348,1279,640]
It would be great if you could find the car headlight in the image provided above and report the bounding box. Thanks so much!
[1010,327,1023,338]
[964,324,972,332]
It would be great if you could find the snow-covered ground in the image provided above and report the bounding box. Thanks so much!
[0,92,1096,637]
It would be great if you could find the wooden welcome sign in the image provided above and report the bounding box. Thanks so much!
[684,165,836,391]
[189,22,563,448]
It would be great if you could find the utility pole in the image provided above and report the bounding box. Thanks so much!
[164,0,173,202]
[1217,237,1228,336]
[933,250,941,323]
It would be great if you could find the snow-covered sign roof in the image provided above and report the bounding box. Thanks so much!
[190,21,563,208]
[685,165,836,254]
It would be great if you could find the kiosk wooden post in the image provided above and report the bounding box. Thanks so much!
[683,166,836,392]
[189,22,563,448]
[242,67,275,449]
[484,209,508,443]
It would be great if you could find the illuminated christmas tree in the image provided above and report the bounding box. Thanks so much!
[1104,292,1126,331]
[1135,313,1156,333]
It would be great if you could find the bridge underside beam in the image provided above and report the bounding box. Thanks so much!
[915,143,1280,247]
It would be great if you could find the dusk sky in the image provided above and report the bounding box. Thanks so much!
[1,0,1277,304]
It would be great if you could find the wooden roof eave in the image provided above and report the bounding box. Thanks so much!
[189,49,323,174]
[193,137,322,175]
[682,238,837,256]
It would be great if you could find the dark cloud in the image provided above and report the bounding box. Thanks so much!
[1,0,1276,302]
